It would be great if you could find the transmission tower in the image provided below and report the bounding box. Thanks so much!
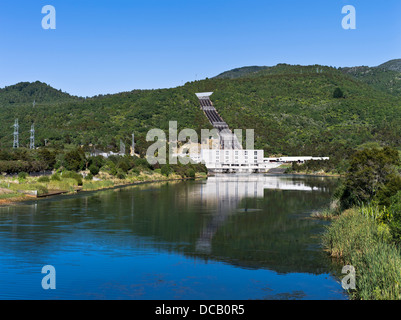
[13,119,19,149]
[29,123,35,149]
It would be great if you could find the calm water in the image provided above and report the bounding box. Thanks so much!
[0,174,347,300]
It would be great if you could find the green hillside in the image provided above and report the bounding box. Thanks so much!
[378,59,401,72]
[214,66,269,79]
[215,61,401,97]
[214,64,333,80]
[0,81,80,106]
[1,62,401,172]
[340,66,401,96]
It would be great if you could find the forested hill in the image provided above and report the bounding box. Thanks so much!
[214,66,269,79]
[1,61,401,168]
[0,81,80,106]
[378,59,401,72]
[339,59,401,96]
[216,60,401,97]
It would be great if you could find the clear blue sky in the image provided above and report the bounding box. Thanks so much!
[1,0,400,97]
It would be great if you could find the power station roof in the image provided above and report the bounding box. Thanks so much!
[195,92,213,98]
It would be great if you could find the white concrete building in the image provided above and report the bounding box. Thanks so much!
[200,149,282,173]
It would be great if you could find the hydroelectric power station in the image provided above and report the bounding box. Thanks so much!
[192,92,328,173]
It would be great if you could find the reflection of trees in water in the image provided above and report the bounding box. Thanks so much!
[190,175,339,274]
[290,175,339,193]
[194,175,337,258]
[190,187,335,274]
[0,175,339,274]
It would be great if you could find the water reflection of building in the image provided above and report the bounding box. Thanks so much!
[194,174,328,253]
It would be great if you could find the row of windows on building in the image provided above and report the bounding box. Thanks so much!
[215,150,259,155]
[215,156,259,163]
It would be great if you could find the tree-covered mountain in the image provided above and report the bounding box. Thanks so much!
[214,64,331,79]
[0,81,80,106]
[1,60,401,171]
[378,59,401,72]
[214,66,269,79]
[214,60,401,97]
[339,59,401,96]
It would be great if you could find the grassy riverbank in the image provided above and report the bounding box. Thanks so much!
[0,170,207,206]
[314,146,401,300]
[321,207,401,300]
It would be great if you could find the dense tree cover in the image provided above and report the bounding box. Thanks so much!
[333,87,344,98]
[0,81,80,105]
[0,148,56,173]
[190,64,401,158]
[340,65,401,96]
[1,63,401,166]
[337,147,401,209]
[0,147,207,180]
[323,147,401,245]
[214,66,269,79]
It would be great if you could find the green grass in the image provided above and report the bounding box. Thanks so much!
[0,192,21,200]
[82,180,114,191]
[47,178,79,192]
[322,209,401,300]
[311,207,338,220]
[5,182,48,196]
[0,175,81,196]
[353,241,401,300]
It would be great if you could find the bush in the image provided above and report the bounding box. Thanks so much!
[50,173,61,181]
[185,168,195,178]
[375,175,401,207]
[87,155,105,169]
[38,176,50,183]
[387,191,401,243]
[18,172,28,180]
[116,170,126,180]
[110,167,118,176]
[116,158,131,173]
[338,147,400,209]
[101,160,117,175]
[37,148,56,169]
[84,173,93,181]
[161,164,172,176]
[62,171,83,186]
[333,87,344,98]
[89,164,100,176]
[64,148,85,172]
[130,168,140,175]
